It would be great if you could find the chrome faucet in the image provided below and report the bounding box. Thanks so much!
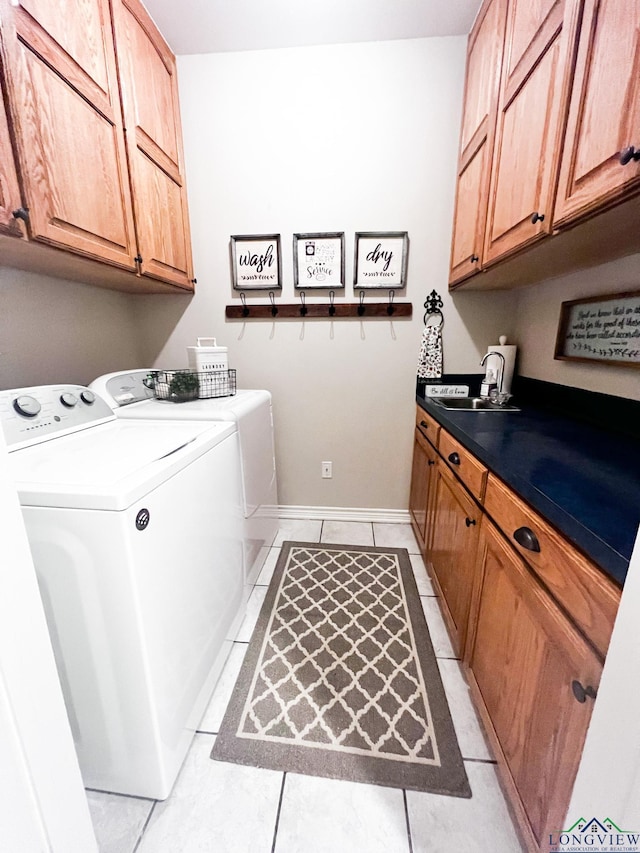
[480,350,506,395]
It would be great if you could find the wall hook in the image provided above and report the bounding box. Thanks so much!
[299,291,307,317]
[423,289,443,324]
[329,290,336,316]
[357,290,365,316]
[269,291,278,317]
[240,292,249,317]
[387,290,395,316]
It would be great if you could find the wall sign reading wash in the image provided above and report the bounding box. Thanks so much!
[555,291,640,368]
[354,232,409,289]
[230,234,282,290]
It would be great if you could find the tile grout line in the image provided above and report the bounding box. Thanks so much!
[402,789,414,853]
[270,772,287,853]
[131,800,157,853]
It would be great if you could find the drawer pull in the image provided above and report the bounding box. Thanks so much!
[420,420,429,429]
[465,517,476,527]
[513,526,541,552]
[448,452,461,466]
[572,680,597,704]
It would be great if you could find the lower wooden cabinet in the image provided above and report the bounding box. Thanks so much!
[409,427,437,553]
[466,518,602,850]
[408,408,621,852]
[429,459,481,656]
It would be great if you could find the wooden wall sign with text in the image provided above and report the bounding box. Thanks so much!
[555,291,640,368]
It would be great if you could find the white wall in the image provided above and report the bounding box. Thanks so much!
[0,267,143,389]
[133,37,517,509]
[513,253,640,400]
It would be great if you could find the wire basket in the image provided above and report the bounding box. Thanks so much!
[146,370,237,402]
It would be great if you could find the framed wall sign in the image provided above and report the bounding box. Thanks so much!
[354,231,409,289]
[293,232,345,289]
[554,290,640,368]
[230,234,282,290]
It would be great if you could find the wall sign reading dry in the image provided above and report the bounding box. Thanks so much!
[354,232,409,288]
[555,291,640,368]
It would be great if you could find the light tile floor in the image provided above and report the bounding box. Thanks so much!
[87,519,524,853]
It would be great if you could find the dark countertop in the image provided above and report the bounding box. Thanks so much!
[416,392,640,586]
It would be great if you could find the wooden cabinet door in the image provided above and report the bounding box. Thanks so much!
[449,0,507,286]
[409,428,437,553]
[554,0,640,227]
[483,0,581,265]
[0,46,23,238]
[112,0,194,290]
[0,0,137,267]
[467,519,602,849]
[429,460,481,656]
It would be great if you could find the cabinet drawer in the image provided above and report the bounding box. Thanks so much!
[439,429,487,502]
[484,474,621,659]
[415,407,440,448]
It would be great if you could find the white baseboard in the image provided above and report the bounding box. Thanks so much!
[277,505,411,524]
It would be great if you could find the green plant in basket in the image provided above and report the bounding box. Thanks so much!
[168,370,199,402]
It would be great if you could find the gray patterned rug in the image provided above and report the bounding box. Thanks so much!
[211,541,470,797]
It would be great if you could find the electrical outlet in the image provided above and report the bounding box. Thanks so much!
[322,461,332,479]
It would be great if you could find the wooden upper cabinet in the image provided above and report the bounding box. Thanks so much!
[112,0,194,291]
[0,48,23,238]
[483,0,581,266]
[449,0,507,286]
[554,0,640,227]
[0,0,137,268]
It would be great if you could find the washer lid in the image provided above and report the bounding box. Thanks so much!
[9,419,237,510]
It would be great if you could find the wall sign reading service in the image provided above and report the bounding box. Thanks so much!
[354,232,409,289]
[293,233,345,289]
[555,290,640,368]
[230,234,282,290]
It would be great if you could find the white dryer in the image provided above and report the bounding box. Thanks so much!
[1,385,244,799]
[90,370,279,584]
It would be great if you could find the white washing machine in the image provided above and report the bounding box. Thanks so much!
[90,370,279,584]
[1,385,245,800]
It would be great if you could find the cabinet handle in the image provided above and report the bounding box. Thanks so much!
[134,254,143,264]
[572,680,597,703]
[470,254,479,263]
[420,420,429,429]
[619,145,640,165]
[531,212,545,224]
[428,459,435,466]
[448,452,460,466]
[465,517,476,527]
[513,526,541,552]
[190,278,197,285]
[12,207,29,223]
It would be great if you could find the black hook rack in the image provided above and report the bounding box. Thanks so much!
[226,295,412,320]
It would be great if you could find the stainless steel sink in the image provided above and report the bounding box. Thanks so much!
[431,397,520,412]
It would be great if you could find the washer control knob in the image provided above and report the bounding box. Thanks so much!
[13,395,41,417]
[80,390,96,405]
[60,392,78,408]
